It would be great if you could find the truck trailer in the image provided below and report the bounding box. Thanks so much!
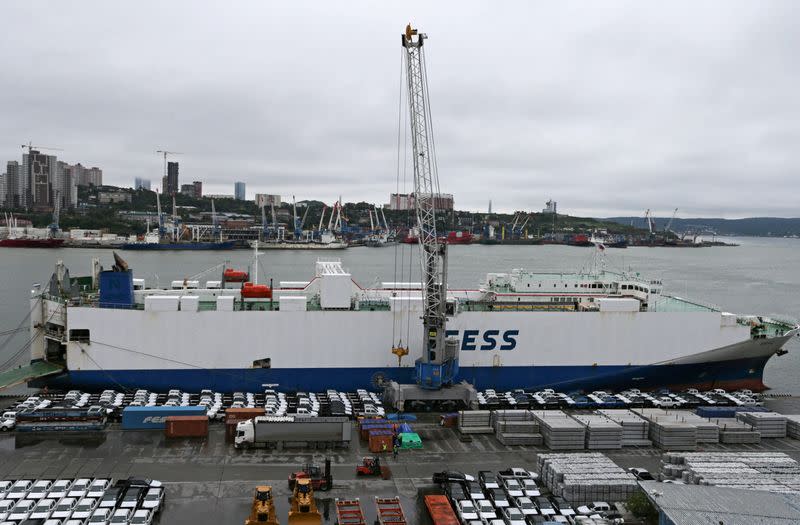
[235,416,351,449]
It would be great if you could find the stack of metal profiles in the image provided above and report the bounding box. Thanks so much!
[785,415,800,439]
[596,409,651,446]
[736,411,788,438]
[651,410,720,443]
[708,417,761,444]
[457,410,493,435]
[570,414,623,449]
[634,409,698,451]
[661,452,800,493]
[491,410,543,446]
[531,410,586,450]
[537,452,639,505]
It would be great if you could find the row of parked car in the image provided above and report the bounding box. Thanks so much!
[1,387,387,430]
[477,387,764,410]
[0,477,163,525]
[434,468,625,525]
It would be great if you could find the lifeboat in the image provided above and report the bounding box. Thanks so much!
[241,282,272,299]
[223,268,249,282]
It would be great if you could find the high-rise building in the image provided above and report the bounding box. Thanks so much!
[234,181,246,201]
[4,161,20,208]
[193,181,202,198]
[162,161,179,195]
[134,177,151,191]
[0,173,6,209]
[542,200,557,214]
[255,194,281,207]
[55,161,78,209]
[23,150,58,211]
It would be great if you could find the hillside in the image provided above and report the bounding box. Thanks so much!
[606,217,800,237]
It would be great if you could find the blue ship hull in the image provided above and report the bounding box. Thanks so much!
[34,354,771,393]
[121,241,236,250]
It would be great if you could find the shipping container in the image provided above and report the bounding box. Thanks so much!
[423,495,458,525]
[224,407,265,424]
[122,405,206,430]
[165,415,208,438]
[368,430,394,453]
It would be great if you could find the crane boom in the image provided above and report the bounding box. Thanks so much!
[403,24,457,390]
[665,207,678,232]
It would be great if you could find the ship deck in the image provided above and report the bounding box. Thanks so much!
[3,397,800,525]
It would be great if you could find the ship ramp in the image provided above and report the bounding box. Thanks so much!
[0,361,64,391]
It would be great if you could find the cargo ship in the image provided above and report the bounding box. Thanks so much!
[23,255,798,394]
[0,237,65,248]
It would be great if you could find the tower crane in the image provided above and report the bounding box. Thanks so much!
[20,142,63,154]
[402,24,458,390]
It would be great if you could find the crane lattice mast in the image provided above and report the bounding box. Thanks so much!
[402,24,456,389]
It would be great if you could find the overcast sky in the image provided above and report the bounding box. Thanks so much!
[1,1,798,218]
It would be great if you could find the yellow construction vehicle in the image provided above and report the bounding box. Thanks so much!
[245,486,279,525]
[288,478,322,525]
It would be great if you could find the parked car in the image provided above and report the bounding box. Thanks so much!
[535,497,556,516]
[464,481,484,500]
[549,496,575,516]
[513,496,538,516]
[456,500,479,522]
[474,500,497,520]
[488,488,509,508]
[501,505,527,525]
[519,477,541,497]
[27,480,54,500]
[29,498,58,519]
[119,487,146,509]
[628,467,654,481]
[500,477,524,498]
[432,471,475,484]
[141,489,164,513]
[576,502,612,515]
[110,507,132,525]
[46,479,74,500]
[8,499,36,521]
[70,498,99,521]
[129,508,154,525]
[6,480,34,500]
[87,507,113,524]
[67,479,93,499]
[87,479,111,499]
[98,487,124,509]
[479,471,500,490]
[446,482,467,501]
[51,497,79,520]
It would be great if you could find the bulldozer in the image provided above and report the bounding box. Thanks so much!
[287,478,322,525]
[245,486,279,525]
[288,458,332,491]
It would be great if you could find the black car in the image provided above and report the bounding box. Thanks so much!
[446,482,467,501]
[535,496,555,516]
[99,486,124,508]
[120,486,146,509]
[478,470,499,490]
[432,471,475,484]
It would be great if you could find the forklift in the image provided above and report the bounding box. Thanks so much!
[288,458,332,491]
[355,456,390,479]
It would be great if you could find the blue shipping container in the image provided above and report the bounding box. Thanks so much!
[122,405,207,430]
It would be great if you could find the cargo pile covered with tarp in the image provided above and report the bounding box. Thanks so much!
[661,452,800,494]
[537,452,639,504]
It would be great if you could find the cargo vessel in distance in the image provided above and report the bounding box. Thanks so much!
[25,255,798,394]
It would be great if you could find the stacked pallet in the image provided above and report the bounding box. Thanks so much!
[709,418,761,444]
[491,410,542,446]
[785,415,800,439]
[597,409,651,446]
[457,410,493,435]
[661,452,800,494]
[532,410,586,450]
[633,408,699,450]
[736,411,787,438]
[537,452,638,505]
[570,414,623,449]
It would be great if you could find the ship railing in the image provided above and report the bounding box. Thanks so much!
[648,295,720,313]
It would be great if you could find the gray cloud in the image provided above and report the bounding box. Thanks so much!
[1,1,798,218]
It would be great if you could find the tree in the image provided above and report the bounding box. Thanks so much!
[626,491,658,523]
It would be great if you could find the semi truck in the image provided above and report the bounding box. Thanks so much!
[234,416,351,449]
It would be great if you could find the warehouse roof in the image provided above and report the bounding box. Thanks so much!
[640,481,800,524]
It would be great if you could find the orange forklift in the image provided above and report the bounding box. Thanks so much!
[288,458,332,491]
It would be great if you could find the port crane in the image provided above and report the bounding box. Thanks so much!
[402,24,458,390]
[664,208,678,233]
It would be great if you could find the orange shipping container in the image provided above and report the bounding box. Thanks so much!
[424,495,459,525]
[224,408,265,424]
[165,415,208,438]
[368,432,394,453]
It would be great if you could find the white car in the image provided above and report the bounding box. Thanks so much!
[47,479,74,500]
[29,497,58,519]
[51,497,79,519]
[129,508,153,525]
[577,501,612,515]
[68,478,93,499]
[654,396,678,408]
[513,496,538,516]
[71,497,99,520]
[8,498,36,521]
[6,479,34,499]
[27,479,53,499]
[87,478,111,498]
[88,507,113,524]
[474,500,497,520]
[110,507,132,524]
[501,477,524,498]
[456,500,479,521]
[0,412,16,431]
[519,478,540,497]
[65,520,86,525]
[0,500,16,517]
[141,488,164,513]
[44,519,64,525]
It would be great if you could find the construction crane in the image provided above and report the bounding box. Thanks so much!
[644,209,653,234]
[402,24,458,390]
[20,142,63,154]
[156,149,182,193]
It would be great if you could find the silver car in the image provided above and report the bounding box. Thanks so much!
[141,488,164,513]
[51,496,79,519]
[70,497,99,521]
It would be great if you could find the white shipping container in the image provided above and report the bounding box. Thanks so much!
[217,296,234,311]
[180,296,200,312]
[279,296,307,312]
[144,295,180,312]
[597,298,640,312]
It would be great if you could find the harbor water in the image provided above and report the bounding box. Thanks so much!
[1,236,798,392]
